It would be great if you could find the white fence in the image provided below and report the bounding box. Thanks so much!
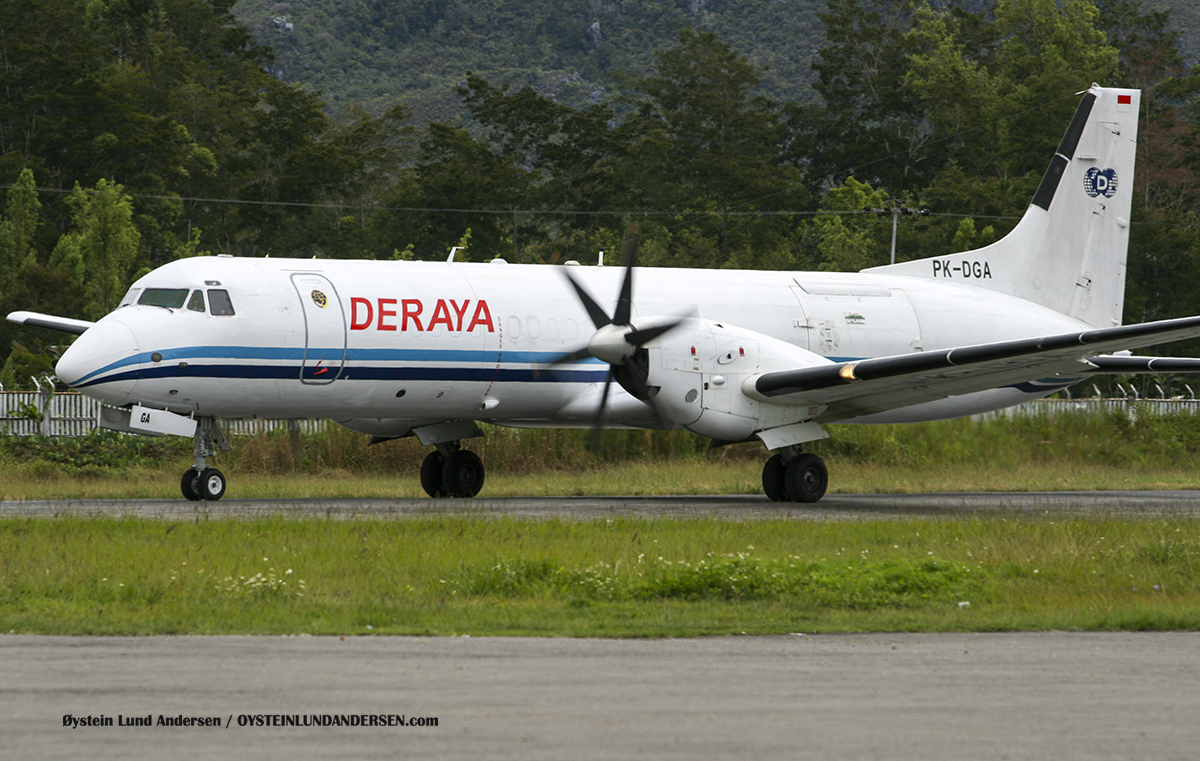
[3,392,1199,438]
[0,392,327,437]
[978,398,1200,419]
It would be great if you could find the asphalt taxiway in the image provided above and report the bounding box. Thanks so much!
[4,490,1200,520]
[4,632,1199,760]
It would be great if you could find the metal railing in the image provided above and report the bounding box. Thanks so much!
[0,392,327,437]
[4,392,1199,439]
[977,398,1200,419]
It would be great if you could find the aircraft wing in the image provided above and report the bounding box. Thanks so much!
[751,315,1200,420]
[6,311,94,336]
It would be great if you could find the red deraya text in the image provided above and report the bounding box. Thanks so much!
[350,297,495,333]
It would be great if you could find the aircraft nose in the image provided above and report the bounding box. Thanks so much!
[55,317,141,406]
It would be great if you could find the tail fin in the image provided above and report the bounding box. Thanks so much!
[867,85,1140,329]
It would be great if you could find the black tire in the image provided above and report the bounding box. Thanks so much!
[420,450,448,498]
[784,453,828,503]
[181,469,202,501]
[761,454,788,502]
[199,467,226,501]
[441,450,485,498]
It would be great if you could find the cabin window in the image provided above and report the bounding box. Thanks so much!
[138,288,189,309]
[187,290,206,313]
[208,289,235,316]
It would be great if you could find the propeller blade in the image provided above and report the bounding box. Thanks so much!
[625,319,684,347]
[589,369,614,454]
[562,270,612,329]
[545,346,594,367]
[533,346,595,379]
[613,251,636,326]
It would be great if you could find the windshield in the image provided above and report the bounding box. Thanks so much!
[187,290,206,312]
[138,288,189,309]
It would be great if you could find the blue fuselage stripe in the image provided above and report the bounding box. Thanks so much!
[69,346,1087,395]
[70,345,605,386]
[70,344,607,387]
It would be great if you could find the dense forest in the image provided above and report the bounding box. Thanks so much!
[229,0,831,124]
[3,0,1200,390]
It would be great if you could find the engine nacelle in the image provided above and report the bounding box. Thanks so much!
[643,318,833,441]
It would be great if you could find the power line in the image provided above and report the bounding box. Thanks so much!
[0,183,1026,222]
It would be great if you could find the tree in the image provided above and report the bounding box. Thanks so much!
[49,180,141,320]
[795,0,932,193]
[615,28,806,265]
[371,123,528,261]
[905,0,1120,180]
[0,169,41,297]
[815,177,888,271]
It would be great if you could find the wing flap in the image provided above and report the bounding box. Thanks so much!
[1084,356,1200,374]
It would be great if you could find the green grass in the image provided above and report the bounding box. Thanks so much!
[3,516,1198,636]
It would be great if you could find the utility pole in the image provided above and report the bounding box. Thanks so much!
[873,203,930,264]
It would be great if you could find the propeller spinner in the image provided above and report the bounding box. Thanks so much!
[551,254,685,449]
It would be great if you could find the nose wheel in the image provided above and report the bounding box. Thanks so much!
[181,467,227,501]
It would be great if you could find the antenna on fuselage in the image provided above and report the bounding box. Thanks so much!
[598,250,605,267]
[448,246,464,263]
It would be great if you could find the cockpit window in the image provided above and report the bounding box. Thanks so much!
[138,288,189,309]
[208,289,235,316]
[119,287,141,308]
[187,290,206,313]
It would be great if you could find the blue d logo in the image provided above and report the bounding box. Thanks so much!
[1084,168,1118,198]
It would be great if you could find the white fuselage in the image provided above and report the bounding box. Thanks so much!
[56,255,1086,435]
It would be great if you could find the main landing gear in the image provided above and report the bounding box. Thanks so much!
[761,447,828,503]
[420,440,485,498]
[181,417,232,501]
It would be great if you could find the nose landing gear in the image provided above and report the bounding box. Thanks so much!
[180,417,232,501]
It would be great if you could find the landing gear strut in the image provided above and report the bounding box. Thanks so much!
[181,417,231,501]
[420,441,485,498]
[762,447,828,503]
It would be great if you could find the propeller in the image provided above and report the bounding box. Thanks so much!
[547,252,686,451]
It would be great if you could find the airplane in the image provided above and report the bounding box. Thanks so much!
[10,84,1200,503]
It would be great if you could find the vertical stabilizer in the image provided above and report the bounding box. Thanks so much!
[867,85,1140,328]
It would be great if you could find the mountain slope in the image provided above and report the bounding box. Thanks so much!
[231,0,826,123]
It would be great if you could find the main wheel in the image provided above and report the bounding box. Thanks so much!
[441,450,485,498]
[199,467,226,501]
[784,453,828,503]
[420,450,448,498]
[181,469,202,501]
[761,454,788,502]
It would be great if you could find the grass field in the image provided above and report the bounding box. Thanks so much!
[2,516,1198,636]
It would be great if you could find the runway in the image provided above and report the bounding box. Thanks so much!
[4,490,1200,520]
[4,632,1199,760]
